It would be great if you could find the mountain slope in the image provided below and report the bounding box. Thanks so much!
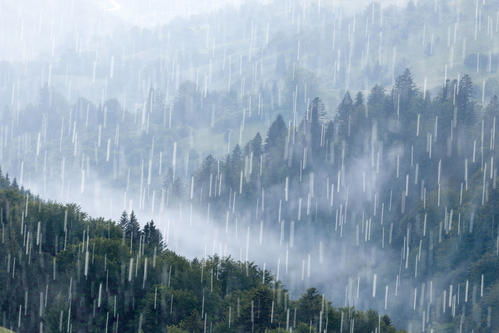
[0,171,401,332]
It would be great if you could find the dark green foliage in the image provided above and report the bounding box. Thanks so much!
[121,210,141,243]
[182,71,499,331]
[0,174,400,333]
[143,220,163,253]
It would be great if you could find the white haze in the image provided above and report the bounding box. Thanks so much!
[0,0,409,60]
[13,124,408,314]
[2,0,421,329]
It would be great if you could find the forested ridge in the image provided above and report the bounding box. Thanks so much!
[0,171,401,332]
[175,70,499,331]
[2,63,499,331]
[1,0,499,331]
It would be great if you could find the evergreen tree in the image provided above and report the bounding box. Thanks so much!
[119,211,129,229]
[197,155,217,185]
[296,288,323,325]
[178,310,203,331]
[228,144,243,191]
[265,115,287,155]
[252,132,263,157]
[264,115,288,183]
[456,74,474,124]
[310,97,324,159]
[250,132,263,184]
[324,120,336,162]
[337,92,354,138]
[238,286,275,332]
[143,220,163,251]
[355,91,364,107]
[393,68,416,109]
[368,85,386,108]
[126,210,141,241]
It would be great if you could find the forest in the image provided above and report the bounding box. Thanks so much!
[1,68,499,331]
[164,70,499,331]
[1,0,499,332]
[0,171,401,332]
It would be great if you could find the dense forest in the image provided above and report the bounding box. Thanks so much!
[168,70,499,331]
[0,171,401,332]
[2,68,499,331]
[1,0,499,332]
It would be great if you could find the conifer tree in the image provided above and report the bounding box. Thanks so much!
[143,220,163,250]
[393,68,416,108]
[457,74,474,124]
[337,92,353,138]
[126,210,141,241]
[265,115,287,156]
[264,115,288,183]
[119,211,129,229]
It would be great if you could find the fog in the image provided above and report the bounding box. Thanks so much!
[1,0,498,331]
[17,142,404,314]
[0,0,409,60]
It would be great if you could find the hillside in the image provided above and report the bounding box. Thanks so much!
[1,0,499,331]
[172,70,499,331]
[0,171,401,332]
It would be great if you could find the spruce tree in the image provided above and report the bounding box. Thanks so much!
[119,211,129,230]
[457,74,474,124]
[337,92,353,138]
[264,115,288,183]
[310,97,324,159]
[143,220,163,251]
[393,68,416,107]
[264,115,287,159]
[127,211,141,241]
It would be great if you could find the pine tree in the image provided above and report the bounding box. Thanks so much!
[309,97,324,159]
[264,115,288,183]
[119,211,129,230]
[368,85,386,107]
[457,74,474,124]
[296,288,323,325]
[250,132,263,183]
[324,120,336,162]
[238,286,275,332]
[143,220,163,251]
[337,92,353,138]
[265,115,287,156]
[393,68,416,110]
[126,211,141,241]
[228,145,243,191]
[197,155,217,185]
[252,132,263,157]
